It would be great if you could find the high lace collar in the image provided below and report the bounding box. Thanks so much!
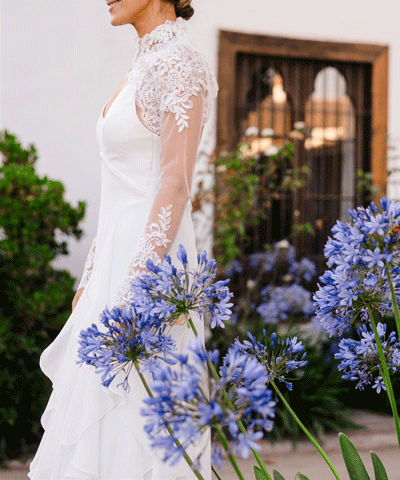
[137,17,186,55]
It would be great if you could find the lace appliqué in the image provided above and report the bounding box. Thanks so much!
[114,205,173,307]
[137,18,185,55]
[129,18,218,136]
[77,237,96,290]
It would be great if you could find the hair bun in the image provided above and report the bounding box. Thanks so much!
[174,0,194,20]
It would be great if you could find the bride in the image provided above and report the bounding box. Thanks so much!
[28,0,218,478]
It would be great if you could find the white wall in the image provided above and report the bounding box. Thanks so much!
[1,0,400,283]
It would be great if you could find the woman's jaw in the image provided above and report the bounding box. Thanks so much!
[106,0,176,32]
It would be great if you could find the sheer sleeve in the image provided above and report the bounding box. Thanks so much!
[77,236,96,290]
[114,92,205,308]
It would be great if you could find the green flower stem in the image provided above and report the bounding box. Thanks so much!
[212,466,223,480]
[212,463,223,479]
[188,317,273,480]
[133,361,207,480]
[386,269,400,339]
[214,424,245,480]
[270,380,342,480]
[367,307,400,450]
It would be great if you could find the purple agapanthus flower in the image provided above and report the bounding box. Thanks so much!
[257,284,315,324]
[141,337,275,468]
[247,242,298,275]
[314,198,400,337]
[289,257,317,283]
[233,330,308,390]
[130,245,233,329]
[211,445,224,471]
[335,321,400,393]
[77,305,177,391]
[223,259,243,277]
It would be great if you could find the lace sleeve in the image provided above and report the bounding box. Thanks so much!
[77,236,96,290]
[114,45,217,308]
[132,43,218,136]
[114,94,205,308]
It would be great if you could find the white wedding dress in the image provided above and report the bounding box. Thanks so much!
[28,18,218,480]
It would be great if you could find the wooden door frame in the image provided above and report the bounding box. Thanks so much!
[217,30,389,196]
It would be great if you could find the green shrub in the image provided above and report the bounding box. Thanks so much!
[0,130,86,463]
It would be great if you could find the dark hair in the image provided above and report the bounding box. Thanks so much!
[172,0,194,20]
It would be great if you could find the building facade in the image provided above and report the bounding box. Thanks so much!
[1,0,400,281]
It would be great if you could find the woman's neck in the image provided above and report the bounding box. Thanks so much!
[133,3,177,38]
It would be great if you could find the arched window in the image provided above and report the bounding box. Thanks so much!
[304,67,357,256]
[237,65,294,248]
[218,32,388,271]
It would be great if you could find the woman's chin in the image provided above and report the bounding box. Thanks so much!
[109,3,125,26]
[110,15,126,26]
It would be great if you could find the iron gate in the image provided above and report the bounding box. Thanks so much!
[235,53,372,269]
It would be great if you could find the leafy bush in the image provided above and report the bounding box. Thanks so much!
[192,136,311,269]
[0,131,86,463]
[213,141,311,268]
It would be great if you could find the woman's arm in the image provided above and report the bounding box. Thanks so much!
[72,236,96,310]
[114,92,205,308]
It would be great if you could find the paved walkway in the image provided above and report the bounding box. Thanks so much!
[1,411,399,480]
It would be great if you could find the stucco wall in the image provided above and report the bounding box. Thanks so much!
[1,0,399,283]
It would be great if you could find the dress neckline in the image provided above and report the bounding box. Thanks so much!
[137,17,186,55]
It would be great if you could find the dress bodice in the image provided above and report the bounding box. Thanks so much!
[96,81,161,196]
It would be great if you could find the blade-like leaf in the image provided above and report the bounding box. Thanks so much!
[254,466,273,480]
[371,452,388,480]
[339,433,371,480]
[273,470,286,480]
[295,474,311,480]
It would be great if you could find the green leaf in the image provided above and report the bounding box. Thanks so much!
[254,466,272,480]
[273,470,286,480]
[339,433,371,480]
[371,452,388,480]
[295,474,310,480]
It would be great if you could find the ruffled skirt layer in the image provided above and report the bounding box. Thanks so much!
[28,201,211,480]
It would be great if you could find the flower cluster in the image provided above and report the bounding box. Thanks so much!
[233,331,308,390]
[314,198,400,337]
[248,241,296,273]
[257,284,315,324]
[335,322,400,393]
[131,245,233,329]
[289,258,317,283]
[223,259,243,278]
[223,241,317,326]
[141,337,276,468]
[77,305,176,391]
[223,241,316,283]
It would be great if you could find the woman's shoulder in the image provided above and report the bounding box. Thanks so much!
[131,32,218,133]
[153,40,218,100]
[153,40,209,78]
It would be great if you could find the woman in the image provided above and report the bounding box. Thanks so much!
[28,0,218,478]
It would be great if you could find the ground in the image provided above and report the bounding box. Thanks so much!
[1,411,398,480]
